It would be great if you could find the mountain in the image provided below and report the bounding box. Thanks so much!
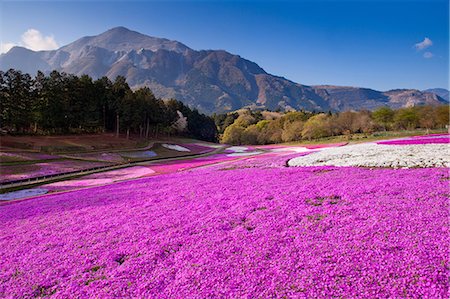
[1,27,447,114]
[423,88,449,102]
[311,86,447,111]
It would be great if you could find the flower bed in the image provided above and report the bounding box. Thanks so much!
[161,144,190,152]
[411,133,449,138]
[224,146,256,153]
[303,142,348,149]
[288,143,449,168]
[182,143,216,154]
[149,153,244,174]
[44,166,156,192]
[269,146,310,153]
[0,154,447,298]
[0,152,60,163]
[223,146,262,157]
[377,135,449,145]
[226,151,263,157]
[119,150,158,159]
[0,160,112,183]
[0,188,49,201]
[64,152,127,163]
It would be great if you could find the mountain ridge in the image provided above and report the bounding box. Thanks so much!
[1,27,447,114]
[423,88,449,102]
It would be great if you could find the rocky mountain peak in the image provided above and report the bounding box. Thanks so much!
[0,27,447,114]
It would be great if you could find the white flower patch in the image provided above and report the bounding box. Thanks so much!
[288,143,450,168]
[270,147,310,153]
[226,151,263,157]
[226,146,249,153]
[161,144,191,152]
[193,143,223,148]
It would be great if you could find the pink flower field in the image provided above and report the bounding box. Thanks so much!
[149,152,264,174]
[377,134,450,145]
[43,166,156,192]
[1,149,448,298]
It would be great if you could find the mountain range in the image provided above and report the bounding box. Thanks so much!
[1,26,447,114]
[423,88,449,102]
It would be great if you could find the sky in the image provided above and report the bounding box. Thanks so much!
[0,0,448,91]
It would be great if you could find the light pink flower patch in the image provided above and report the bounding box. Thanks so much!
[183,143,217,154]
[47,178,113,188]
[44,166,155,191]
[150,154,242,173]
[254,144,286,150]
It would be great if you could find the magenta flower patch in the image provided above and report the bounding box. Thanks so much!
[0,151,448,298]
[377,134,449,145]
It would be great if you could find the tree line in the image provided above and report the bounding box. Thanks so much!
[0,69,217,142]
[2,68,447,145]
[213,105,449,145]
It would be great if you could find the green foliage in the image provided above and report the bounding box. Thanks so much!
[214,103,446,145]
[0,69,34,132]
[221,124,245,145]
[417,106,436,130]
[257,119,283,144]
[242,125,259,145]
[234,113,257,127]
[282,120,304,142]
[435,105,450,128]
[302,114,331,140]
[372,106,394,130]
[393,107,420,130]
[212,112,239,135]
[281,111,310,123]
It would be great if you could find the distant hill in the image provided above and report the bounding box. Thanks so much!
[312,86,446,111]
[423,88,449,102]
[1,26,447,114]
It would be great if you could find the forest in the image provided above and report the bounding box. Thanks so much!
[0,69,217,142]
[213,105,449,145]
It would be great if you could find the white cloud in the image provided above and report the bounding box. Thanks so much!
[414,37,433,50]
[0,42,17,54]
[423,52,433,59]
[21,29,58,51]
[0,29,59,54]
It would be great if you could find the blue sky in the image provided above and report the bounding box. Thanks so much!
[1,0,448,90]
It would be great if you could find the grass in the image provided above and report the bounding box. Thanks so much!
[0,158,66,166]
[0,156,28,163]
